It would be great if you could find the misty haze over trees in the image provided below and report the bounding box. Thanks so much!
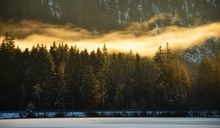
[0,34,219,112]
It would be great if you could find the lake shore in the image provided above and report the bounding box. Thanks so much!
[0,110,219,119]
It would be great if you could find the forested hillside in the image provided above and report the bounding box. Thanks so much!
[0,34,219,111]
[0,0,219,31]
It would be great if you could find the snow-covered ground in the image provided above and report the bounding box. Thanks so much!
[0,118,220,128]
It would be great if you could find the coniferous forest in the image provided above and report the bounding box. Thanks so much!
[0,33,220,112]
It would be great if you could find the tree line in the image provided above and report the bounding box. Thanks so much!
[0,34,220,111]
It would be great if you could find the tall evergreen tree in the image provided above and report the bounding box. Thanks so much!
[195,54,220,109]
[0,33,19,110]
[65,45,82,109]
[154,43,190,110]
[96,44,110,109]
[82,65,99,110]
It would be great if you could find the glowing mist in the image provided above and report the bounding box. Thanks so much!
[0,20,220,56]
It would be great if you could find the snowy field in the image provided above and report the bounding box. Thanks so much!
[0,118,220,128]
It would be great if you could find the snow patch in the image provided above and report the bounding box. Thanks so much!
[123,8,130,22]
[180,38,220,64]
[152,4,160,16]
[137,0,144,22]
[92,28,100,36]
[48,0,62,20]
[206,0,217,6]
[0,113,20,119]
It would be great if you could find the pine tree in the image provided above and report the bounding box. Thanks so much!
[96,44,110,109]
[196,54,220,109]
[133,53,144,108]
[114,84,125,109]
[82,65,99,110]
[0,33,20,110]
[18,48,31,110]
[154,43,190,110]
[139,57,155,109]
[26,101,35,118]
[213,52,220,109]
[24,44,55,110]
[65,45,80,109]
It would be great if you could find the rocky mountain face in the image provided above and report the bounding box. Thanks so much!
[0,0,219,31]
[180,38,220,64]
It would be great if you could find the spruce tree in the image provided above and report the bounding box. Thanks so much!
[154,43,190,110]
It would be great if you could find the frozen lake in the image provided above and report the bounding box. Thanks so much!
[0,118,220,128]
